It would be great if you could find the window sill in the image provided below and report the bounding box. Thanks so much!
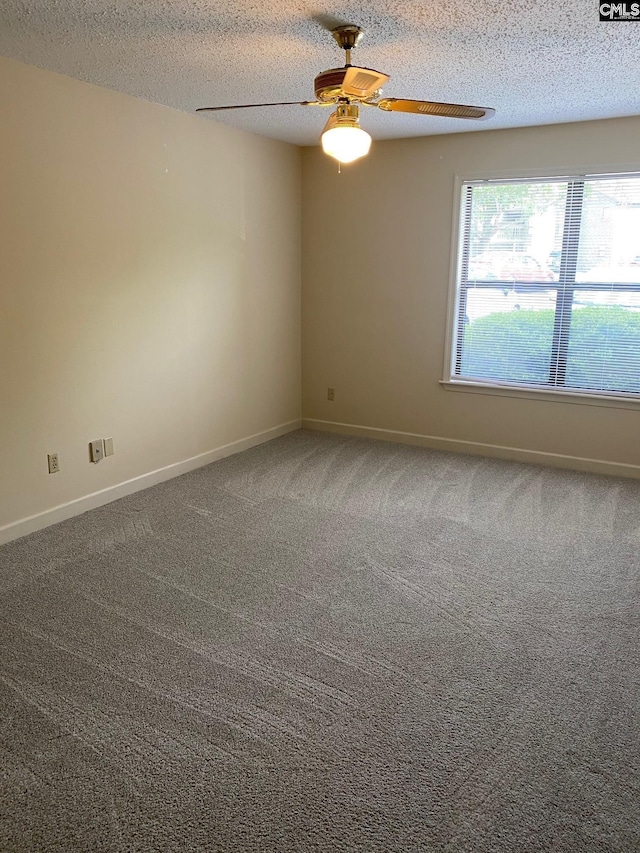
[440,379,640,411]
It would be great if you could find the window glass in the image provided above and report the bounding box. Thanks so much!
[452,174,640,399]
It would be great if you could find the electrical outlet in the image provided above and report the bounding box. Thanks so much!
[327,387,335,401]
[90,439,104,463]
[47,453,60,474]
[103,437,114,457]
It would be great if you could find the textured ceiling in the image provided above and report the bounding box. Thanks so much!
[1,1,639,146]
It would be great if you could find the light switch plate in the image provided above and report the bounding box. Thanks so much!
[103,437,114,457]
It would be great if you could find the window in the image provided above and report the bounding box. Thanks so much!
[448,173,640,401]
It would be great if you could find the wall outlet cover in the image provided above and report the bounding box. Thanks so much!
[47,453,60,474]
[90,439,104,463]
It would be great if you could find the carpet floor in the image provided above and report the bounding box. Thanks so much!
[0,429,639,852]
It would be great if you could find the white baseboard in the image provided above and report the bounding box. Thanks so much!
[302,418,640,480]
[0,420,301,546]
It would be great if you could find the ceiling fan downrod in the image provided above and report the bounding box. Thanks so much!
[331,24,363,67]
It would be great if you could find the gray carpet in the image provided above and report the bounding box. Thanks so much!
[1,429,639,852]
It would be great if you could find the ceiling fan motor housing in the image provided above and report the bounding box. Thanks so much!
[314,66,390,102]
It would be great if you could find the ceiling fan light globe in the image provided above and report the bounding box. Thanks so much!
[321,125,372,163]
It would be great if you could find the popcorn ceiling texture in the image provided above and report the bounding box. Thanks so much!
[0,1,639,145]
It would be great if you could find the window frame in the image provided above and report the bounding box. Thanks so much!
[442,166,640,410]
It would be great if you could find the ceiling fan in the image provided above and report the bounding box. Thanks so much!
[196,25,495,164]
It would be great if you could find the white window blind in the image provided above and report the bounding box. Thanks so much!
[451,174,640,398]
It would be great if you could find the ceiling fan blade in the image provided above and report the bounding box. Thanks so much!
[196,101,320,112]
[377,98,495,120]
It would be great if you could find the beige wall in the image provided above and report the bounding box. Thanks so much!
[0,56,301,540]
[301,117,640,476]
